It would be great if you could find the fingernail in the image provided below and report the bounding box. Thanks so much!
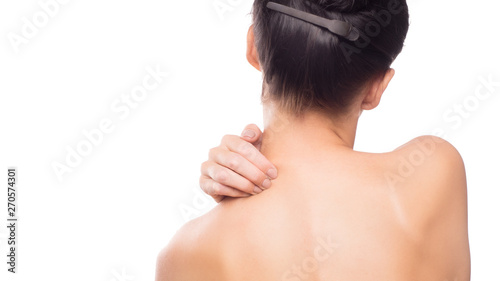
[253,186,263,194]
[262,178,272,189]
[266,168,278,179]
[241,129,256,139]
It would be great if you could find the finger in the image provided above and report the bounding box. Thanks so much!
[202,160,263,195]
[199,175,252,198]
[208,147,274,190]
[240,124,263,142]
[200,162,224,202]
[220,135,278,180]
[213,195,225,203]
[241,124,263,150]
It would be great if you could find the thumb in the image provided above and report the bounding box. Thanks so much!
[240,124,263,144]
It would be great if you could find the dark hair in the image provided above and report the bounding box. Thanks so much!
[252,0,409,115]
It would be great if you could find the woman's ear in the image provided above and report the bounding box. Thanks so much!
[246,25,261,71]
[361,68,395,111]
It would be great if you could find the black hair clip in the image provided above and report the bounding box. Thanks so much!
[266,2,360,41]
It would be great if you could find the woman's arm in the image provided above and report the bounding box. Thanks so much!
[199,124,278,202]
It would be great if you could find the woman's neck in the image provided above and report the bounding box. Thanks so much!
[260,103,360,162]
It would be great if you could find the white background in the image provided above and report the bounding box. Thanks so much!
[0,0,498,280]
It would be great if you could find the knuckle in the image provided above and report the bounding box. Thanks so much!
[200,161,209,172]
[213,169,229,183]
[244,182,256,194]
[241,169,262,185]
[212,182,222,195]
[201,161,216,177]
[199,177,212,195]
[254,174,267,186]
[237,142,255,158]
[226,156,240,170]
[221,134,234,144]
[208,147,218,159]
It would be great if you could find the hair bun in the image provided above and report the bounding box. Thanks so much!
[315,0,369,13]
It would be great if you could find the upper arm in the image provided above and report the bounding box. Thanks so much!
[155,227,190,281]
[155,218,225,281]
[422,137,470,278]
[395,136,468,225]
[409,135,467,204]
[396,136,470,278]
[155,242,175,281]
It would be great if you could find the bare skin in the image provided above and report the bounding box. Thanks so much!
[155,26,470,281]
[199,125,278,203]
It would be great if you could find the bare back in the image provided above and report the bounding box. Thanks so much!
[157,136,470,281]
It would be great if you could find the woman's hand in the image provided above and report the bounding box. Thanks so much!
[200,124,278,203]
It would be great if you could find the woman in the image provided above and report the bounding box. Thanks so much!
[156,0,470,280]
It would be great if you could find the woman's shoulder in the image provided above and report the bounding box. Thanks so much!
[381,135,468,241]
[155,211,228,281]
[393,135,463,162]
[382,135,466,190]
[385,136,470,277]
